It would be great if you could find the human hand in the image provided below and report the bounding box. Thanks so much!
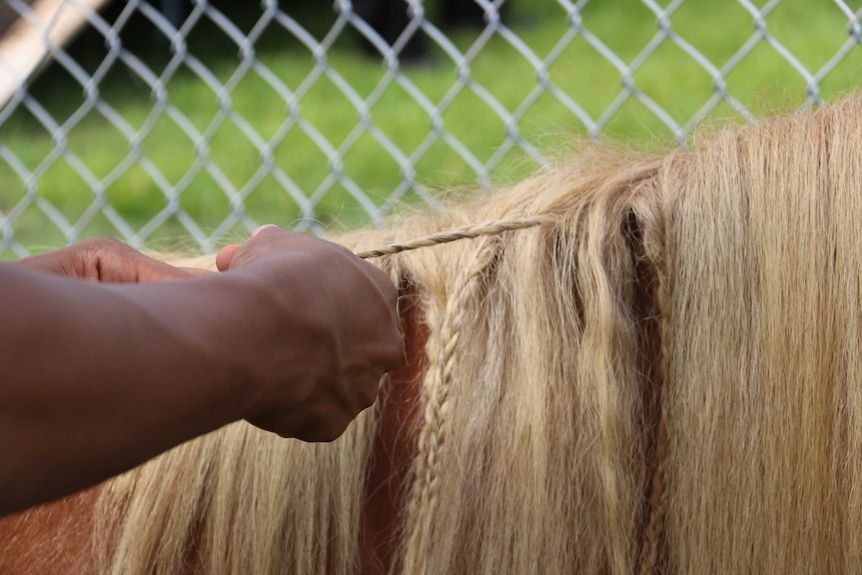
[15,237,203,283]
[215,226,403,441]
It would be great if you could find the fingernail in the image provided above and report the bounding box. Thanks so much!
[252,224,278,238]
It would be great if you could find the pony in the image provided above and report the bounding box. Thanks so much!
[2,96,862,575]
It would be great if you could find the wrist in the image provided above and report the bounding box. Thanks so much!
[104,277,260,429]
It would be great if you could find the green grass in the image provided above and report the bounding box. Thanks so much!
[1,0,861,256]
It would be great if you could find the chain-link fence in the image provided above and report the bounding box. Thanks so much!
[0,0,860,258]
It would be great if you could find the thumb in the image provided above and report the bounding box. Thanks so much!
[216,225,282,271]
[216,244,242,271]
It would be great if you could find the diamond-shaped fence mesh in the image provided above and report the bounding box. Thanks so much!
[0,0,860,258]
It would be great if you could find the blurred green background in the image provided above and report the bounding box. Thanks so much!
[1,0,860,257]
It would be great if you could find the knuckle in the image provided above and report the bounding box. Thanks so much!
[389,340,405,365]
[302,420,346,443]
[87,236,123,249]
[324,419,350,442]
[357,380,381,408]
[82,236,130,258]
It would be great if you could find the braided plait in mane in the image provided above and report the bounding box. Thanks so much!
[399,235,504,574]
[633,181,671,575]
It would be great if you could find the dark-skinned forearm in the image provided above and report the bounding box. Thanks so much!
[0,264,255,515]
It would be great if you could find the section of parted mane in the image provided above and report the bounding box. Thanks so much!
[97,410,377,575]
[661,100,862,574]
[94,97,862,575]
[95,146,667,575]
[377,155,665,575]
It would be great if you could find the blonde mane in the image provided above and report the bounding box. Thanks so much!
[96,98,862,574]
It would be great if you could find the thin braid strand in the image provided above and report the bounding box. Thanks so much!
[637,229,671,575]
[356,215,550,259]
[638,418,669,574]
[401,237,502,574]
